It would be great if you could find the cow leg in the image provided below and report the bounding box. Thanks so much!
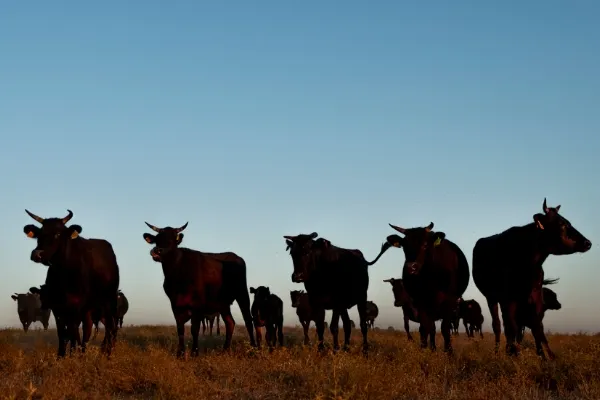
[209,318,214,336]
[487,299,501,353]
[538,324,555,360]
[190,314,201,357]
[81,312,93,353]
[418,312,435,351]
[235,292,257,347]
[22,321,30,333]
[220,309,235,351]
[216,315,221,336]
[54,315,68,358]
[329,310,341,351]
[302,320,310,345]
[429,322,436,349]
[500,301,519,357]
[314,309,326,352]
[277,317,284,347]
[516,326,525,344]
[404,315,413,341]
[101,307,117,357]
[266,323,277,351]
[441,317,453,353]
[119,317,124,329]
[255,324,263,349]
[201,318,206,336]
[174,313,188,358]
[339,309,352,351]
[356,301,369,356]
[463,319,471,338]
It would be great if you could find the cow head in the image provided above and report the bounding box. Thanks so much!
[249,286,271,304]
[283,232,324,283]
[542,287,561,311]
[383,278,411,307]
[533,198,591,255]
[29,285,51,310]
[290,290,305,308]
[23,209,81,266]
[386,221,446,276]
[142,221,188,262]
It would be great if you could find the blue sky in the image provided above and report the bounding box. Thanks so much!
[1,1,599,333]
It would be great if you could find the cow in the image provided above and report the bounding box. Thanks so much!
[472,198,591,359]
[456,298,484,338]
[383,277,431,343]
[365,301,379,329]
[385,221,470,353]
[23,209,120,357]
[11,291,51,331]
[202,313,221,336]
[250,286,284,350]
[142,221,256,357]
[516,281,562,353]
[92,290,129,339]
[290,289,324,345]
[283,232,391,354]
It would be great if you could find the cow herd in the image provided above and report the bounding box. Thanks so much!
[12,198,592,361]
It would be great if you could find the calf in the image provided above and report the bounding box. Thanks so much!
[290,290,323,345]
[250,286,284,349]
[92,290,129,339]
[457,298,484,338]
[11,291,51,331]
[202,313,221,336]
[516,284,562,351]
[383,278,431,343]
[365,301,379,329]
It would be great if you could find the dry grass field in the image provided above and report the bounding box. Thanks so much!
[0,325,599,400]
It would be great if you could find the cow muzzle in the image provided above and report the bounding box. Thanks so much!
[393,300,402,307]
[150,248,162,261]
[291,272,305,283]
[403,262,421,275]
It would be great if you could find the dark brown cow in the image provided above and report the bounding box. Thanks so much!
[456,298,484,338]
[202,312,221,336]
[472,199,591,359]
[250,286,284,350]
[143,221,256,357]
[11,292,51,331]
[385,222,470,352]
[365,301,379,329]
[383,278,430,343]
[516,282,562,353]
[23,209,120,357]
[284,232,390,354]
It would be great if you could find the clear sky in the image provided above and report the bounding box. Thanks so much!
[1,1,599,334]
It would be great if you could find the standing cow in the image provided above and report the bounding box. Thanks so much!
[250,286,284,350]
[23,209,120,357]
[283,232,390,354]
[202,313,221,336]
[516,282,562,350]
[385,222,470,353]
[142,221,256,357]
[92,290,129,339]
[383,277,429,343]
[11,291,51,331]
[365,301,379,329]
[456,298,484,338]
[472,199,591,359]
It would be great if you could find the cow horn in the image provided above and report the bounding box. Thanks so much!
[175,222,188,233]
[543,198,549,214]
[389,223,406,234]
[425,222,434,232]
[25,209,44,224]
[283,235,296,240]
[145,222,162,232]
[383,278,395,283]
[62,209,73,224]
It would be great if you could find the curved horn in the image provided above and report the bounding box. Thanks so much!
[425,222,434,232]
[175,222,188,233]
[389,223,406,234]
[25,209,44,224]
[62,209,73,224]
[543,198,549,214]
[145,222,162,232]
[283,235,296,240]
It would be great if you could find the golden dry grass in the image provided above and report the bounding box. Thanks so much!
[0,325,599,400]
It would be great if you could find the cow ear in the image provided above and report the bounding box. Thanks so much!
[176,233,184,245]
[143,233,156,244]
[386,234,403,248]
[29,287,40,294]
[285,239,293,250]
[533,213,546,230]
[249,287,256,293]
[24,224,39,239]
[11,295,17,301]
[432,232,446,246]
[69,225,82,239]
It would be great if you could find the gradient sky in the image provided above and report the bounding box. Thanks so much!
[1,1,599,334]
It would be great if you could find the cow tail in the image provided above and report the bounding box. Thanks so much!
[366,242,392,266]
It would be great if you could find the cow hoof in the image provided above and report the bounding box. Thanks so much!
[342,345,350,352]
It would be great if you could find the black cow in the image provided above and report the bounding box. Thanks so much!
[290,289,324,345]
[250,286,284,350]
[284,232,390,354]
[383,277,429,343]
[92,290,129,339]
[23,209,120,357]
[516,282,562,353]
[143,221,256,357]
[365,301,379,329]
[385,222,470,353]
[472,198,591,359]
[11,291,51,331]
[456,298,484,338]
[202,312,221,336]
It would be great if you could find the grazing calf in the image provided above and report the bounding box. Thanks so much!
[472,198,591,359]
[365,301,379,329]
[516,283,562,354]
[457,298,484,338]
[202,313,221,336]
[143,221,256,357]
[11,291,51,332]
[250,286,284,349]
[383,278,430,343]
[385,222,470,353]
[284,232,390,354]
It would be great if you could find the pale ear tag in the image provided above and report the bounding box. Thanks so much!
[176,233,181,241]
[70,231,79,239]
[536,221,545,230]
[433,237,442,246]
[26,231,34,238]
